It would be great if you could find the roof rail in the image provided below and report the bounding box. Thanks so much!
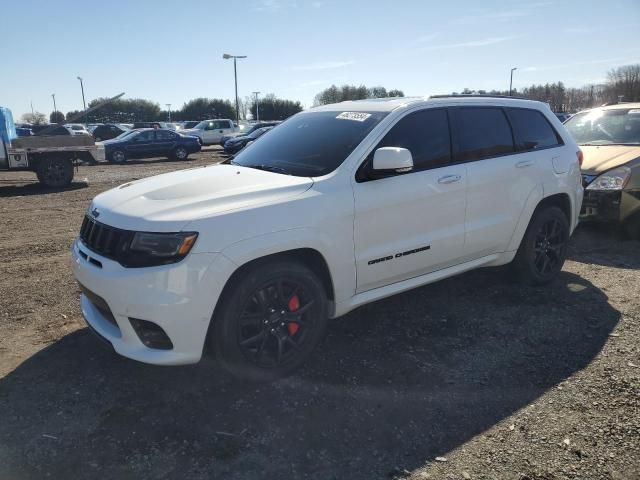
[429,94,529,100]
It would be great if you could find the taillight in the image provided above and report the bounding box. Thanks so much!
[576,150,583,167]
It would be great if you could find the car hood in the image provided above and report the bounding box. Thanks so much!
[581,145,640,174]
[180,128,201,135]
[89,164,313,232]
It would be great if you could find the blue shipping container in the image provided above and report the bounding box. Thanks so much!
[0,107,17,144]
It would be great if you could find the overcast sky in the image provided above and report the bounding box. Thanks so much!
[2,0,639,119]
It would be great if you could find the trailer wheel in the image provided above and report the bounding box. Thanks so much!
[36,158,74,188]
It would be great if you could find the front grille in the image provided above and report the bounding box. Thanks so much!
[79,215,133,261]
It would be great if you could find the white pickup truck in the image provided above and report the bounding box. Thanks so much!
[0,106,105,188]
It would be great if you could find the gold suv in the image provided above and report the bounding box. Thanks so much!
[565,103,640,237]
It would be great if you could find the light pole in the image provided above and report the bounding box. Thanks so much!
[77,76,87,125]
[509,67,517,96]
[252,91,260,122]
[166,104,172,122]
[223,53,247,125]
[51,93,58,122]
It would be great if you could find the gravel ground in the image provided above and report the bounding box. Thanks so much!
[0,150,638,480]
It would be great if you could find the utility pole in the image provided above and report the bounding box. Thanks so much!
[166,104,172,122]
[252,91,260,122]
[223,54,247,124]
[77,76,87,125]
[509,67,517,96]
[51,94,58,122]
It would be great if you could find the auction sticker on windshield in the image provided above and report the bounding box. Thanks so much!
[336,112,372,122]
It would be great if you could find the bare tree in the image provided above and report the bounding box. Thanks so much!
[20,112,47,125]
[607,64,640,102]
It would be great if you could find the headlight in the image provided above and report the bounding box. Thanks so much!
[586,166,631,191]
[124,232,198,267]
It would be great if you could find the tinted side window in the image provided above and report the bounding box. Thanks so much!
[374,109,451,172]
[507,108,562,151]
[454,108,514,162]
[156,130,176,140]
[136,131,155,141]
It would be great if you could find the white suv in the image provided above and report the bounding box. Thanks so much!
[72,96,583,379]
[180,119,236,145]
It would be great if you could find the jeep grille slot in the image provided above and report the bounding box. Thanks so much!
[79,215,132,261]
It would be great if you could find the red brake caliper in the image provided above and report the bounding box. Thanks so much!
[287,295,300,335]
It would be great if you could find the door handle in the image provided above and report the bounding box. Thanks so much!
[438,174,461,184]
[516,160,534,168]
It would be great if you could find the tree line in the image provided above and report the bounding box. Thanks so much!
[21,95,304,125]
[18,64,640,125]
[453,64,640,112]
[313,85,404,106]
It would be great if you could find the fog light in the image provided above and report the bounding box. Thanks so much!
[129,318,173,350]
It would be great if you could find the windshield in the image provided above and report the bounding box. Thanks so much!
[232,110,388,176]
[193,121,209,130]
[564,108,640,145]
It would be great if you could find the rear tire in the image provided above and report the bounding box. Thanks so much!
[36,158,74,188]
[109,149,127,164]
[511,206,570,285]
[211,262,328,381]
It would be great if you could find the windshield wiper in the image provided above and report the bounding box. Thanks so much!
[239,164,291,175]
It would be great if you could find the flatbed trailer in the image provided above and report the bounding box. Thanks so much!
[0,93,122,188]
[2,139,105,187]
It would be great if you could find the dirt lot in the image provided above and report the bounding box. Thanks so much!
[0,150,638,480]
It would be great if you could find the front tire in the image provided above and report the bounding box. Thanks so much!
[623,213,640,240]
[36,157,74,188]
[211,262,328,381]
[512,206,570,285]
[172,146,189,160]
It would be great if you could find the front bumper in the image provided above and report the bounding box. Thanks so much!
[71,239,234,365]
[579,189,640,224]
[579,190,622,222]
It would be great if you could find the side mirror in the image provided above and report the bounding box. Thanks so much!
[372,147,413,172]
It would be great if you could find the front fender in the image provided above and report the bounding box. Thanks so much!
[220,227,356,306]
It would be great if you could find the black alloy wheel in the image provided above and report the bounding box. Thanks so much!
[212,262,328,380]
[532,217,567,275]
[237,278,314,367]
[512,206,570,285]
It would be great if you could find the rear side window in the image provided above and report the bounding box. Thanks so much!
[507,108,562,151]
[374,108,451,171]
[454,108,514,162]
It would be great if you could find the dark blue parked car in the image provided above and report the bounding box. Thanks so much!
[104,128,201,164]
[223,126,273,155]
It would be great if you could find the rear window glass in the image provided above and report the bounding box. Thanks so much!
[454,108,514,162]
[507,108,562,151]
